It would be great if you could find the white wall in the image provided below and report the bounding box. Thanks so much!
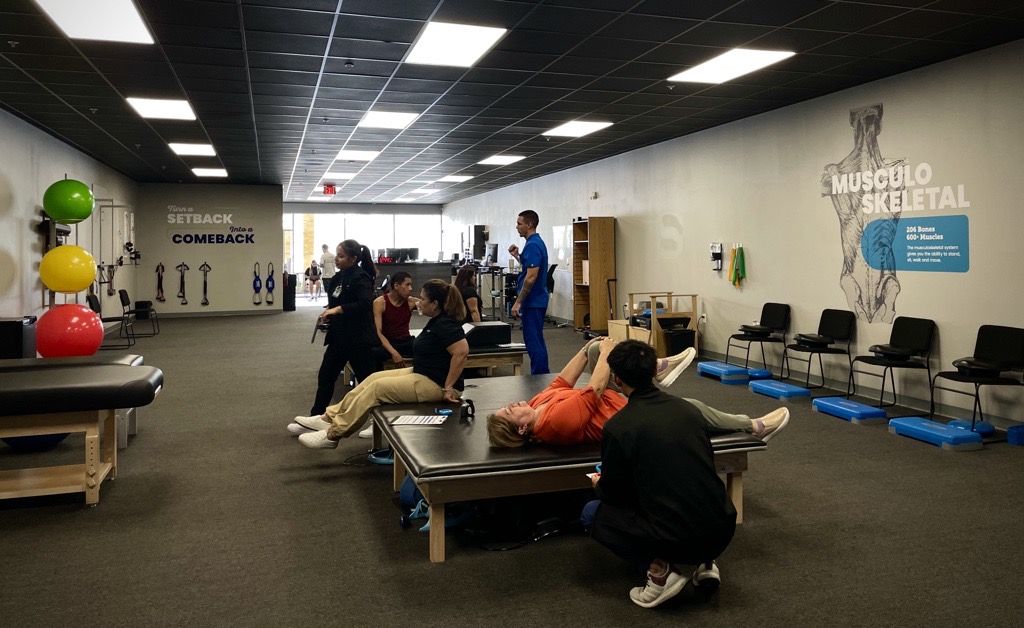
[0,108,138,321]
[443,40,1024,421]
[135,183,283,315]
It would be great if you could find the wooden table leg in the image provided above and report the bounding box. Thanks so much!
[85,422,101,505]
[726,472,743,524]
[429,501,446,563]
[103,409,117,479]
[513,363,522,375]
[393,455,406,493]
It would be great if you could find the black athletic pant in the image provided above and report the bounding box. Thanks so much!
[311,342,375,416]
[370,336,416,373]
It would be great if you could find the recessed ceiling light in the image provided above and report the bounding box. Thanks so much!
[437,175,473,183]
[169,143,215,156]
[542,121,612,138]
[321,172,356,180]
[412,188,439,194]
[358,111,420,129]
[667,48,795,84]
[126,97,196,120]
[335,149,380,161]
[395,197,418,202]
[192,168,227,177]
[478,155,525,166]
[35,0,154,44]
[407,21,507,68]
[307,195,332,202]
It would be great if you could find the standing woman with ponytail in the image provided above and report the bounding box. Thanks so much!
[308,240,378,416]
[290,279,470,449]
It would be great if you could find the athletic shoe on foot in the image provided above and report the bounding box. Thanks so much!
[287,422,313,436]
[629,569,687,608]
[358,424,373,439]
[298,430,338,449]
[655,347,697,388]
[294,415,331,431]
[692,561,721,594]
[367,448,394,465]
[754,408,790,442]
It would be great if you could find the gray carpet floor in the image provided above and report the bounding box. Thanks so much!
[2,311,1023,627]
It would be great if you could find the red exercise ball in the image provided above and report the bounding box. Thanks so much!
[36,304,104,357]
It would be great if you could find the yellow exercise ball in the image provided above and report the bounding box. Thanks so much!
[40,245,96,293]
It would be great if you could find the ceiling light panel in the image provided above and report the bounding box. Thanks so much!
[412,187,439,194]
[193,168,227,177]
[358,111,420,129]
[668,48,796,84]
[169,143,216,156]
[335,149,380,161]
[127,97,196,120]
[542,121,613,138]
[35,0,154,44]
[438,175,473,182]
[321,172,357,180]
[478,155,526,166]
[406,22,507,68]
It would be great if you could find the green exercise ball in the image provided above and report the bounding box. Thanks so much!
[43,179,94,225]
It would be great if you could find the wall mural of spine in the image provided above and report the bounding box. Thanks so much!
[821,104,903,323]
[821,103,973,323]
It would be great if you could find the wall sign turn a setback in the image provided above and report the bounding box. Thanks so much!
[166,204,257,245]
[862,215,970,273]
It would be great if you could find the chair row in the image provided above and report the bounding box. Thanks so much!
[726,303,1024,426]
[86,289,160,349]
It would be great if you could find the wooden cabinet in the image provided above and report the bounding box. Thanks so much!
[610,291,699,357]
[572,217,615,332]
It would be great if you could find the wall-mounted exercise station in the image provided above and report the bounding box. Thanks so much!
[0,178,164,505]
[695,302,1024,452]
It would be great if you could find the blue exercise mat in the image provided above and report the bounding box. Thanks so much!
[697,361,749,385]
[888,417,984,451]
[749,380,810,399]
[946,419,996,436]
[747,368,774,380]
[812,397,888,423]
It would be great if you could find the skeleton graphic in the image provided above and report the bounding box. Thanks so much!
[821,104,902,323]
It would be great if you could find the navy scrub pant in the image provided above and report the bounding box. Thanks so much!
[521,306,549,375]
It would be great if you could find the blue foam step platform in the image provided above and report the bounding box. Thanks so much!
[946,419,996,436]
[1007,425,1024,446]
[812,397,888,423]
[888,417,984,451]
[697,361,748,385]
[747,369,774,380]
[749,380,811,399]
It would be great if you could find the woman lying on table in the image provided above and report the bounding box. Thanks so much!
[289,279,469,449]
[486,338,789,448]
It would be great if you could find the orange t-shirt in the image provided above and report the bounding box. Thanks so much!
[529,376,626,445]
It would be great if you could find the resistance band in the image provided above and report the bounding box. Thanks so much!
[265,262,275,305]
[176,261,189,305]
[252,262,262,305]
[155,262,165,302]
[199,262,212,306]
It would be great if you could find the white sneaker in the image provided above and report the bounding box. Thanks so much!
[655,347,696,388]
[287,422,313,436]
[358,424,374,439]
[629,569,688,608]
[692,561,721,593]
[298,430,338,449]
[754,408,790,442]
[294,415,331,431]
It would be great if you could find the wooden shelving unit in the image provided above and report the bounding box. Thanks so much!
[608,291,699,357]
[572,217,615,332]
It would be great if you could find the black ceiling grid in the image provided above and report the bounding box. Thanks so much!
[0,0,1022,203]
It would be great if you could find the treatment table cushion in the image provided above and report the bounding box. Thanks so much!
[0,365,163,416]
[0,354,144,371]
[372,374,766,480]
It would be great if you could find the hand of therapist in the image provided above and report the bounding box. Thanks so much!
[584,335,606,351]
[591,472,601,489]
[391,351,406,368]
[442,388,460,403]
[507,244,520,259]
[599,338,615,354]
[510,301,521,318]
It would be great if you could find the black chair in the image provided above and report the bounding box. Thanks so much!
[119,289,159,337]
[847,316,935,408]
[781,309,856,389]
[378,274,389,296]
[546,263,557,294]
[86,293,135,349]
[930,325,1024,429]
[726,303,790,374]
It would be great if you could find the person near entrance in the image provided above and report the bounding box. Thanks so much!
[508,209,549,374]
[319,243,336,284]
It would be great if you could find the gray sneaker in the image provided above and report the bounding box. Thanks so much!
[629,569,687,608]
[294,415,331,431]
[655,347,696,388]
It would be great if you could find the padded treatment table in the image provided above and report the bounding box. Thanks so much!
[0,354,146,449]
[0,365,163,504]
[370,374,767,562]
[344,344,528,383]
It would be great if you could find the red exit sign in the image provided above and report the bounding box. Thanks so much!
[323,184,336,195]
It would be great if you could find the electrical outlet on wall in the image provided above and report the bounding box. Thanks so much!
[699,313,708,324]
